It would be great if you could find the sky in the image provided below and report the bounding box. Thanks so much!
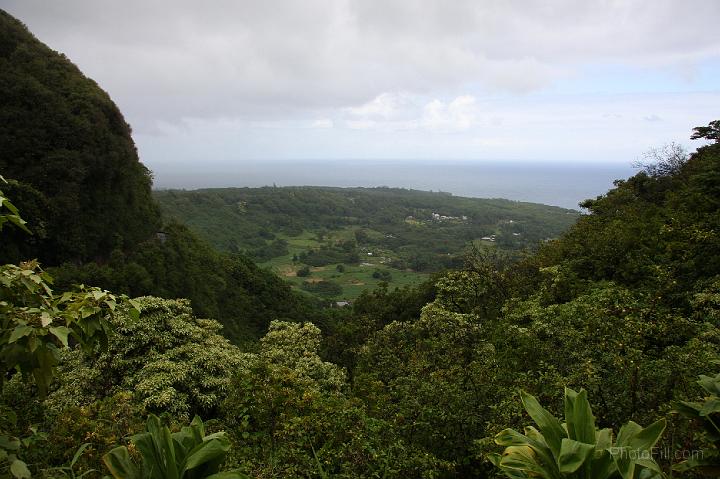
[2,0,720,168]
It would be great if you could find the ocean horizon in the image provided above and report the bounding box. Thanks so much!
[150,160,637,210]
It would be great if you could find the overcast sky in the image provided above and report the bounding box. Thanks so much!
[3,0,719,167]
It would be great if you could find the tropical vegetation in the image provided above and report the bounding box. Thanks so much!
[1,9,720,479]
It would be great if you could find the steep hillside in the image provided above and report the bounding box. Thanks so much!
[0,10,161,264]
[0,10,321,343]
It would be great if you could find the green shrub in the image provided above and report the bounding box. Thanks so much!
[103,414,245,479]
[488,388,666,479]
[46,297,246,420]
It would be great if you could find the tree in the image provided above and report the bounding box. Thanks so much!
[633,143,688,178]
[46,297,245,420]
[222,321,450,478]
[354,302,499,473]
[691,120,720,143]
[1,261,136,398]
[0,185,137,478]
[0,185,136,397]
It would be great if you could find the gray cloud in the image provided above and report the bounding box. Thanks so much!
[2,0,719,134]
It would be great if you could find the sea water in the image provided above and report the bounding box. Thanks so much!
[151,160,636,210]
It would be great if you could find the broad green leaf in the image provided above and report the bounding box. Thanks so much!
[499,445,555,479]
[495,428,562,479]
[8,326,33,343]
[589,450,617,479]
[139,414,179,479]
[128,298,142,314]
[635,457,663,473]
[615,422,642,448]
[620,419,666,451]
[161,422,179,479]
[182,437,230,473]
[596,428,613,450]
[49,326,72,347]
[129,433,159,478]
[103,446,140,479]
[0,436,20,450]
[673,401,702,418]
[521,390,567,457]
[10,459,31,479]
[699,398,720,416]
[698,374,720,396]
[611,449,636,479]
[557,438,595,474]
[496,428,532,447]
[567,389,596,444]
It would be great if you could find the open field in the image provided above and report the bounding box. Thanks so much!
[260,228,429,300]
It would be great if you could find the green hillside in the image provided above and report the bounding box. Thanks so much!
[0,10,321,345]
[3,8,720,479]
[0,10,160,265]
[155,186,579,299]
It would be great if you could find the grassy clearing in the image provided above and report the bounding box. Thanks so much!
[260,227,429,300]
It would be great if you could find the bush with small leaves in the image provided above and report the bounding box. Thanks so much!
[46,297,247,420]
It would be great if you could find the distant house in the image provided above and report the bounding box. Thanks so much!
[335,301,351,308]
[156,231,168,244]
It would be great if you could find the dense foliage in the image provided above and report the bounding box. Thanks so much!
[0,11,318,345]
[155,187,577,262]
[49,223,321,344]
[155,186,579,270]
[103,414,245,479]
[3,10,720,479]
[155,187,578,301]
[0,10,161,265]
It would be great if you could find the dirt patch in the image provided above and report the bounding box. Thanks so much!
[310,266,326,272]
[278,266,297,277]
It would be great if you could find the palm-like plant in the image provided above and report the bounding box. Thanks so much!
[103,414,247,479]
[673,372,720,475]
[488,388,666,479]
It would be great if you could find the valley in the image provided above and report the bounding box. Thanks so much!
[155,186,580,300]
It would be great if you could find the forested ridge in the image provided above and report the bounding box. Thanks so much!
[155,187,578,301]
[155,186,578,258]
[2,9,720,479]
[0,10,321,345]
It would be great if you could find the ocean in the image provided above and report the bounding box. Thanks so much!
[150,160,637,210]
